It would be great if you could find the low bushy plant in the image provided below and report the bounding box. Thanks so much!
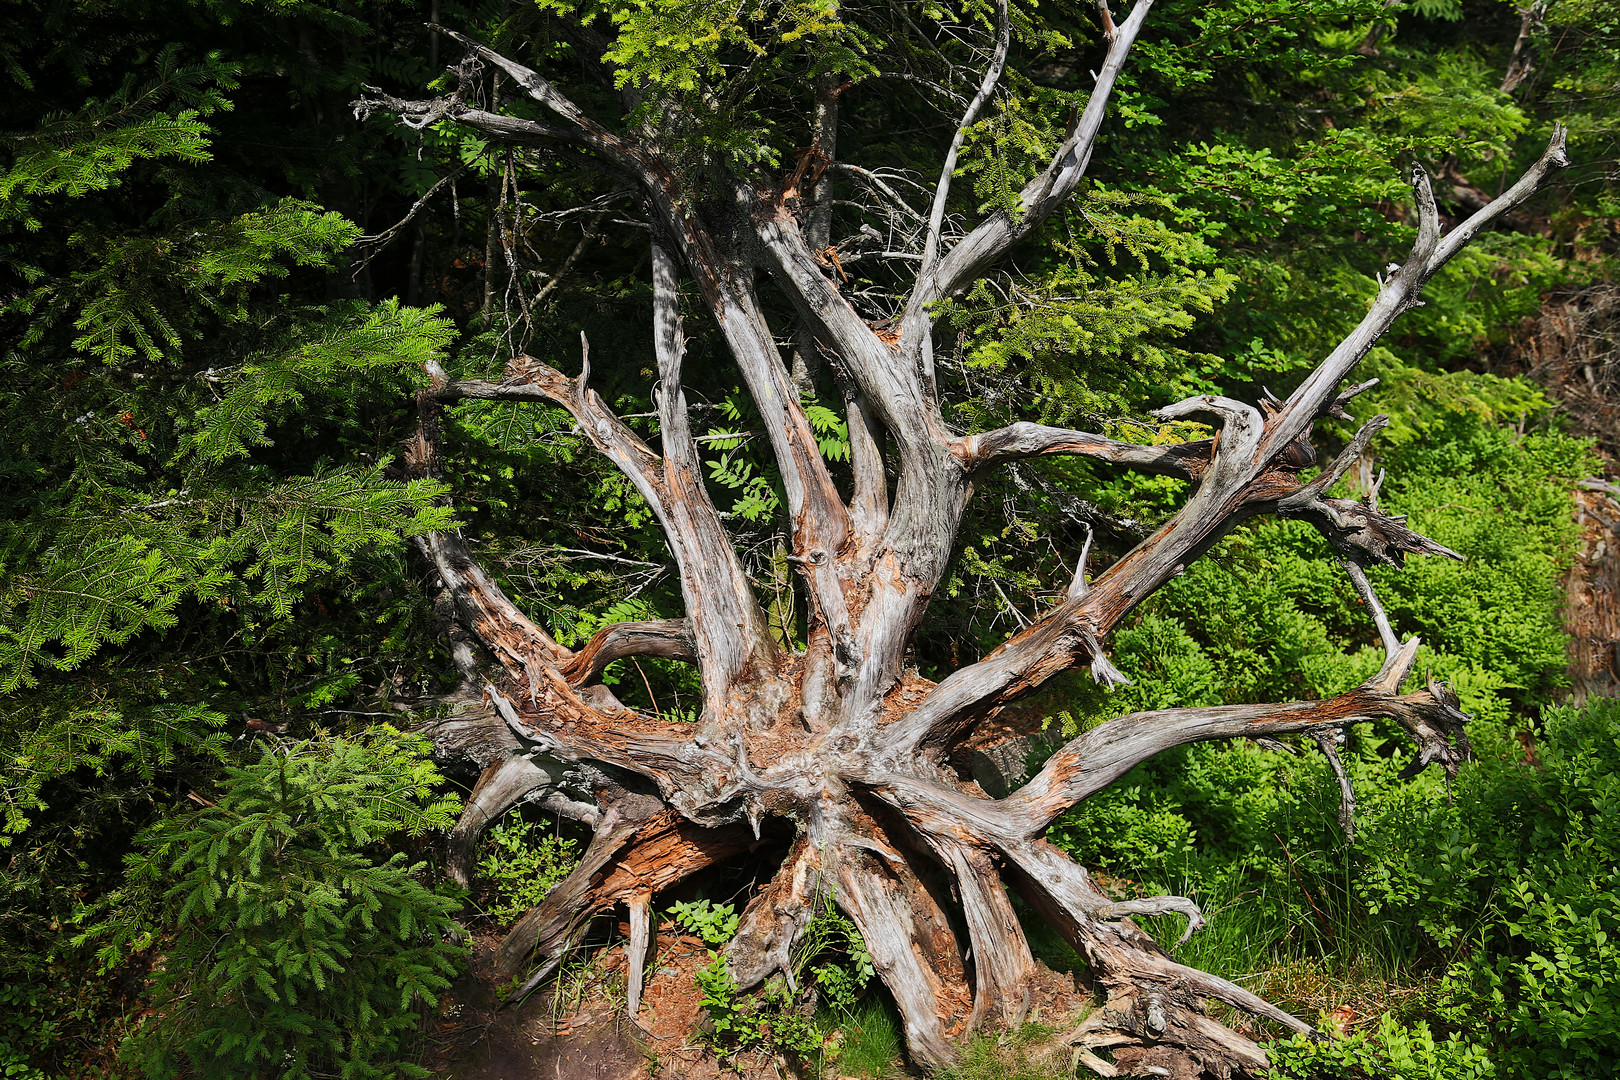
[105,729,467,1080]
[1039,389,1613,1077]
[475,815,579,924]
[668,897,742,946]
[1267,1014,1495,1080]
[936,1026,1071,1080]
[670,893,879,1072]
[1437,697,1620,1079]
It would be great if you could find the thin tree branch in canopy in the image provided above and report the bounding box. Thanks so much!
[341,1,1575,1072]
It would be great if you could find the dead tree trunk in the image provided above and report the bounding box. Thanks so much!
[356,4,1569,1072]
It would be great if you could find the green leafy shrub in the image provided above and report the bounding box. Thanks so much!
[0,1045,46,1080]
[475,816,579,924]
[108,730,466,1080]
[1266,1014,1495,1080]
[693,950,768,1047]
[1437,697,1620,1079]
[1038,384,1602,1075]
[669,897,742,946]
[795,896,875,1013]
[670,895,877,1071]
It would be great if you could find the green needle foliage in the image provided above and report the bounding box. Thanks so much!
[102,730,466,1080]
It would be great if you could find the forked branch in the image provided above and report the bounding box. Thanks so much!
[1259,127,1569,461]
[899,0,1158,357]
[427,26,658,186]
[436,334,777,712]
[957,421,1212,479]
[896,129,1564,757]
[1005,643,1467,831]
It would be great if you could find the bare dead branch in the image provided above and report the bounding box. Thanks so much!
[441,335,780,712]
[355,164,467,263]
[1099,894,1205,947]
[445,752,596,888]
[1325,377,1380,421]
[1342,558,1401,658]
[958,421,1210,479]
[1501,2,1549,93]
[899,0,1158,359]
[429,26,655,182]
[930,837,1036,1030]
[648,243,784,706]
[401,393,568,688]
[1067,524,1095,601]
[1279,414,1391,504]
[1316,730,1357,842]
[1277,488,1464,569]
[626,892,652,1016]
[834,845,958,1068]
[1004,665,1464,832]
[1260,127,1569,462]
[918,0,1011,300]
[559,618,697,686]
[845,389,891,550]
[533,209,608,306]
[411,531,565,689]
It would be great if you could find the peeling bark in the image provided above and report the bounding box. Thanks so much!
[626,893,652,1017]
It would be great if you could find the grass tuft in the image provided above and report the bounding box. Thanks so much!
[820,992,905,1078]
[936,1027,1072,1080]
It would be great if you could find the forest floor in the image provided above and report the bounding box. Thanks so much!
[423,925,1097,1080]
[425,930,719,1080]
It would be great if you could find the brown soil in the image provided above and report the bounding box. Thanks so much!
[427,928,801,1080]
[427,922,1098,1080]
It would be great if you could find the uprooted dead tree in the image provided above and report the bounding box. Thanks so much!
[355,2,1569,1074]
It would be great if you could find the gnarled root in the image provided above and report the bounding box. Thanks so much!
[1005,840,1309,1078]
[445,752,598,888]
[833,841,967,1069]
[725,837,824,990]
[497,797,757,997]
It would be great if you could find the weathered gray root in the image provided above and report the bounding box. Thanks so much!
[725,838,823,991]
[445,752,594,888]
[832,843,962,1069]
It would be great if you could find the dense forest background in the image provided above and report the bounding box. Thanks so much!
[2,0,1618,1077]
